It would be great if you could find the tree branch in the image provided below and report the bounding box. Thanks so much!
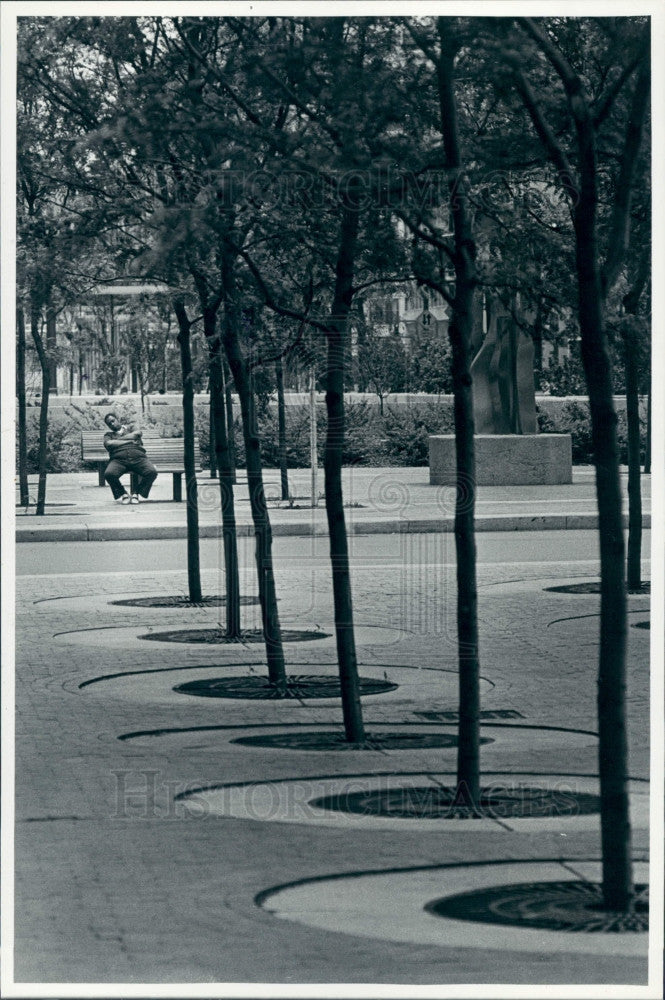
[600,49,650,296]
[593,34,648,129]
[509,65,579,205]
[248,281,314,370]
[230,239,332,334]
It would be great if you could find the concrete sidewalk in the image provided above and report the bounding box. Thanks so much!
[15,465,651,541]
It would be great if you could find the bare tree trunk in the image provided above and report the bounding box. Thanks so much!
[275,356,289,500]
[624,340,642,591]
[209,399,218,478]
[221,252,286,687]
[223,358,237,484]
[204,309,241,639]
[173,300,203,603]
[325,201,365,742]
[16,303,30,506]
[574,129,632,913]
[310,369,318,507]
[438,20,480,808]
[644,388,651,474]
[30,298,50,516]
[513,15,645,912]
[46,305,58,395]
[622,258,649,592]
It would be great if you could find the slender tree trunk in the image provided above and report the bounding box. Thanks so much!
[223,358,237,484]
[438,21,481,808]
[622,259,649,592]
[325,201,365,742]
[310,369,318,507]
[209,398,218,478]
[46,305,58,395]
[30,299,50,516]
[174,301,203,603]
[574,128,632,912]
[204,309,241,639]
[644,388,651,474]
[623,340,642,591]
[513,12,646,914]
[276,356,289,500]
[221,255,285,686]
[16,304,30,506]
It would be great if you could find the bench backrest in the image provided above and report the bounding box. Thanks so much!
[81,432,200,469]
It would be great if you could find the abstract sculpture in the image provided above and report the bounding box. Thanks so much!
[470,299,537,435]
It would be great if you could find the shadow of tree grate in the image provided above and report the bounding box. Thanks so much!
[545,582,651,596]
[427,880,648,932]
[173,674,398,699]
[231,732,494,751]
[110,595,259,608]
[138,628,331,643]
[311,785,599,819]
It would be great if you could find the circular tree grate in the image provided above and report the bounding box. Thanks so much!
[173,674,398,699]
[311,784,599,819]
[427,880,648,932]
[232,731,493,751]
[138,628,330,644]
[545,582,651,596]
[111,595,259,608]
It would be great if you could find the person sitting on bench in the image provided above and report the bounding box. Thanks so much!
[103,412,158,504]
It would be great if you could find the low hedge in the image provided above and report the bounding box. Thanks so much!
[19,392,647,472]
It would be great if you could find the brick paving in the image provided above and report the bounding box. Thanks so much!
[7,467,656,991]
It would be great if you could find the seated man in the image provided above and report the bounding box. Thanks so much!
[103,412,158,504]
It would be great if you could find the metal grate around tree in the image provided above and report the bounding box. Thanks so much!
[232,731,494,751]
[138,628,330,643]
[111,595,259,608]
[311,784,600,819]
[427,879,649,932]
[173,674,398,700]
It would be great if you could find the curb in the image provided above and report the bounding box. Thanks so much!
[15,512,649,543]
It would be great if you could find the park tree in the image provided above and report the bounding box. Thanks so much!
[17,16,208,597]
[16,304,30,506]
[211,15,418,740]
[17,29,103,515]
[407,330,452,395]
[502,14,651,912]
[357,326,407,413]
[398,16,484,807]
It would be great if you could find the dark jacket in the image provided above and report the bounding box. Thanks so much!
[103,428,147,462]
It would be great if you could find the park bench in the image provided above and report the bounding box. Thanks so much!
[81,432,201,502]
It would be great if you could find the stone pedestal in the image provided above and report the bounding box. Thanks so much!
[429,434,572,486]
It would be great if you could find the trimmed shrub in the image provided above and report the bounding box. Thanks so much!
[382,401,454,466]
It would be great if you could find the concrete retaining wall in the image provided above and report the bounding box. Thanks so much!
[429,433,573,486]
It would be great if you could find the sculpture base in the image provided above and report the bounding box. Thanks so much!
[429,434,572,486]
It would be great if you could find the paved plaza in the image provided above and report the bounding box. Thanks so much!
[7,466,657,993]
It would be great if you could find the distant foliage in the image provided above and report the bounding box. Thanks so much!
[382,402,454,465]
[21,394,645,473]
[538,400,640,464]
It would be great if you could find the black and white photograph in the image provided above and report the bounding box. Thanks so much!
[2,1,663,996]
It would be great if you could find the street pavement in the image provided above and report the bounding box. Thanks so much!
[6,466,658,995]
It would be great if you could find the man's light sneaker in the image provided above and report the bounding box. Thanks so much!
[130,494,140,504]
[117,494,131,505]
